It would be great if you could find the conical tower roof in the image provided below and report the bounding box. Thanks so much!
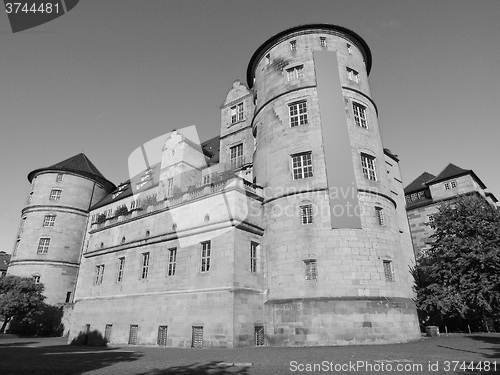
[28,153,115,192]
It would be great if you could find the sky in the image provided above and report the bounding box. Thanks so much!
[1,0,499,252]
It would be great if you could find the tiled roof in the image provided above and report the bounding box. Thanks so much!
[404,172,435,194]
[28,153,115,192]
[201,136,220,165]
[426,163,486,189]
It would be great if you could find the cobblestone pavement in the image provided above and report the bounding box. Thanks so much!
[1,333,500,375]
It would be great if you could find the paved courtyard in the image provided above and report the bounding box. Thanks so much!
[1,333,500,374]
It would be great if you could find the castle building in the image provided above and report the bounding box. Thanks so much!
[12,24,421,347]
[8,154,115,304]
[404,163,498,258]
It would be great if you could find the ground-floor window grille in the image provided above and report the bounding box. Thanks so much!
[254,326,264,346]
[191,326,203,348]
[157,326,168,346]
[128,325,138,345]
[104,324,112,342]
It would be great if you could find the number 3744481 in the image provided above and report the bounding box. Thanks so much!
[5,2,61,14]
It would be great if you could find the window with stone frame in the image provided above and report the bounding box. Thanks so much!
[117,257,125,282]
[43,215,56,227]
[375,207,385,226]
[360,153,377,181]
[347,67,359,82]
[286,65,303,81]
[300,204,313,225]
[352,102,368,128]
[95,264,105,285]
[37,238,50,254]
[383,260,394,282]
[288,101,308,127]
[49,189,62,200]
[167,248,177,276]
[304,259,317,280]
[250,242,259,273]
[230,102,244,124]
[141,252,150,279]
[291,152,313,180]
[201,241,211,272]
[230,144,244,169]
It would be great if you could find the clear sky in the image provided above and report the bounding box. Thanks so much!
[1,0,499,252]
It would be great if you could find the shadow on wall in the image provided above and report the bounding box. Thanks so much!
[9,303,64,337]
[70,329,108,346]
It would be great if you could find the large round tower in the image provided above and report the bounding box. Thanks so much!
[248,24,420,344]
[8,153,115,305]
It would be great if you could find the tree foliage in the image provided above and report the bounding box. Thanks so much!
[414,194,500,331]
[0,275,45,333]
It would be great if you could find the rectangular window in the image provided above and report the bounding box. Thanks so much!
[230,144,244,169]
[300,204,313,225]
[129,325,138,345]
[201,241,211,272]
[288,101,308,127]
[141,253,150,279]
[451,180,457,189]
[286,65,303,81]
[353,102,368,128]
[43,215,56,227]
[105,324,113,342]
[158,325,168,346]
[375,207,385,226]
[361,154,377,181]
[320,37,327,47]
[254,326,264,346]
[250,242,258,273]
[167,248,177,276]
[49,189,62,200]
[290,40,296,51]
[292,152,313,180]
[65,291,71,303]
[56,173,63,182]
[95,264,105,285]
[304,260,317,281]
[203,174,211,185]
[347,67,359,82]
[192,326,203,348]
[117,257,125,282]
[37,238,50,254]
[428,214,435,224]
[444,182,450,190]
[230,102,244,123]
[32,275,40,284]
[383,260,394,282]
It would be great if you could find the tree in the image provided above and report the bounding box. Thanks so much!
[0,275,45,333]
[414,194,500,331]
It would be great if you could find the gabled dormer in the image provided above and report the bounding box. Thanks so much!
[160,129,207,197]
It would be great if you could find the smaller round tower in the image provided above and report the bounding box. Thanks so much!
[8,153,115,305]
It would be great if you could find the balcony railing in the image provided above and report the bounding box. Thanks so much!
[90,176,262,232]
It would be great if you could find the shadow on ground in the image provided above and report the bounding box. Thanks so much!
[466,335,500,359]
[0,342,142,375]
[135,361,250,375]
